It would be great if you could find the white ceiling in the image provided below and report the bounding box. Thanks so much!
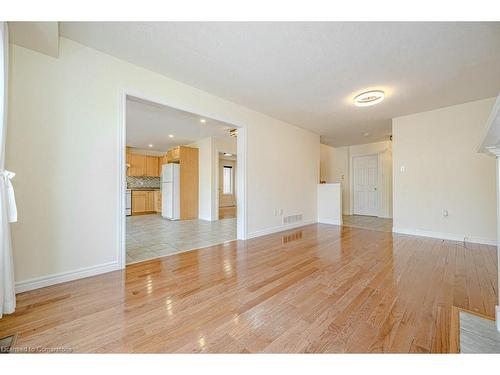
[60,22,500,146]
[126,96,235,152]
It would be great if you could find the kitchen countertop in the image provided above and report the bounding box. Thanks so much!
[127,187,160,191]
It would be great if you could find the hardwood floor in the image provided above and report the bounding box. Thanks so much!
[0,224,497,353]
[219,206,237,219]
[342,215,393,233]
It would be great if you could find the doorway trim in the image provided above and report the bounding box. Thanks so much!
[117,88,248,269]
[350,153,380,217]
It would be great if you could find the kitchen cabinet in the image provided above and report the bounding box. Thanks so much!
[160,154,169,166]
[179,146,199,220]
[131,190,156,214]
[128,153,146,177]
[154,190,162,213]
[131,191,147,213]
[146,156,159,176]
[157,146,199,220]
[171,147,180,162]
[126,151,160,177]
[163,147,181,164]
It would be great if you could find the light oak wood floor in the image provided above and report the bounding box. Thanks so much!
[0,224,497,353]
[342,215,393,233]
[219,206,237,219]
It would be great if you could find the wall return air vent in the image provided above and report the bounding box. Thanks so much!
[283,214,303,224]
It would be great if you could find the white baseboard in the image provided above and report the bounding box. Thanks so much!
[496,306,500,332]
[318,219,342,226]
[246,219,316,239]
[392,227,496,246]
[15,261,120,293]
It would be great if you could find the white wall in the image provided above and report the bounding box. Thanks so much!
[6,38,320,288]
[189,137,217,221]
[213,136,237,155]
[320,144,349,214]
[392,97,497,244]
[320,141,392,218]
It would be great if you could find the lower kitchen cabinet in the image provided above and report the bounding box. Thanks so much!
[154,191,162,213]
[131,190,156,214]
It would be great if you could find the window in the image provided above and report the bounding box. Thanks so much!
[223,166,233,195]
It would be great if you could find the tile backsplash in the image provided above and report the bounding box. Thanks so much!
[127,176,160,189]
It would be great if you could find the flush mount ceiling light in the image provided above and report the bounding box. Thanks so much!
[354,90,385,107]
[168,134,174,138]
[148,144,153,148]
[200,118,206,123]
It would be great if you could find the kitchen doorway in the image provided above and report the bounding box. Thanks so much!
[118,91,247,268]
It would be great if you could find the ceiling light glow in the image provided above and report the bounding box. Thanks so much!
[168,134,174,138]
[200,119,206,123]
[354,90,385,107]
[148,144,153,148]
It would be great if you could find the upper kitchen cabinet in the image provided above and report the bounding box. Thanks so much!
[146,155,159,176]
[127,150,160,177]
[128,152,146,176]
[160,146,195,165]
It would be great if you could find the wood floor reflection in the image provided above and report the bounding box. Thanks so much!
[219,206,237,219]
[0,224,497,353]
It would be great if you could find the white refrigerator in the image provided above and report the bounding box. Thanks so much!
[161,163,180,220]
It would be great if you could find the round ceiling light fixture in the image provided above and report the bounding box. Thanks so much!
[353,90,385,107]
[168,134,174,138]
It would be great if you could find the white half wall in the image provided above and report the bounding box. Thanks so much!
[317,183,342,225]
[392,97,497,244]
[6,38,320,289]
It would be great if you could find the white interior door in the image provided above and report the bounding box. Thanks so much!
[353,155,378,216]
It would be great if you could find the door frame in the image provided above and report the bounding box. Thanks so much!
[117,88,248,269]
[350,153,380,217]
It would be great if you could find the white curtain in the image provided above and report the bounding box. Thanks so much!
[0,22,17,318]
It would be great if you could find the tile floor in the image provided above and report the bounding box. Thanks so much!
[126,214,237,264]
[460,311,500,353]
[342,214,393,232]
